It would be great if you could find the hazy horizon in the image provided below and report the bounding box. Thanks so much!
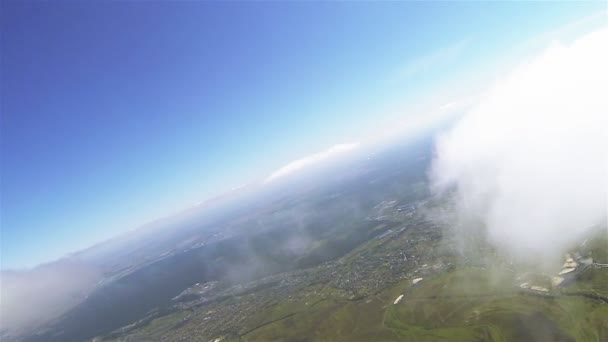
[2,1,605,270]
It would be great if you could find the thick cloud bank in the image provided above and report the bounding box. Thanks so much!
[431,28,608,260]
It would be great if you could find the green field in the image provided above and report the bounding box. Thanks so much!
[235,265,607,342]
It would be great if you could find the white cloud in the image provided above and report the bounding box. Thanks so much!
[431,27,608,261]
[264,143,360,183]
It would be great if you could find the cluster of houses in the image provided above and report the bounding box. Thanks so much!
[521,252,594,293]
[557,252,594,285]
[558,254,578,276]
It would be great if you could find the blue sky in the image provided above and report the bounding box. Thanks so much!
[1,1,604,269]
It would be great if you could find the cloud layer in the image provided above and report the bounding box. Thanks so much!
[431,28,608,260]
[264,143,360,183]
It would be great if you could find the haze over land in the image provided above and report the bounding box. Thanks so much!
[1,260,102,332]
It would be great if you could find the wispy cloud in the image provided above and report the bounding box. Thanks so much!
[392,39,469,82]
[1,259,101,333]
[264,143,360,183]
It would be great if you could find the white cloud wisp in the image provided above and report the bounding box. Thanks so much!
[264,143,360,183]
